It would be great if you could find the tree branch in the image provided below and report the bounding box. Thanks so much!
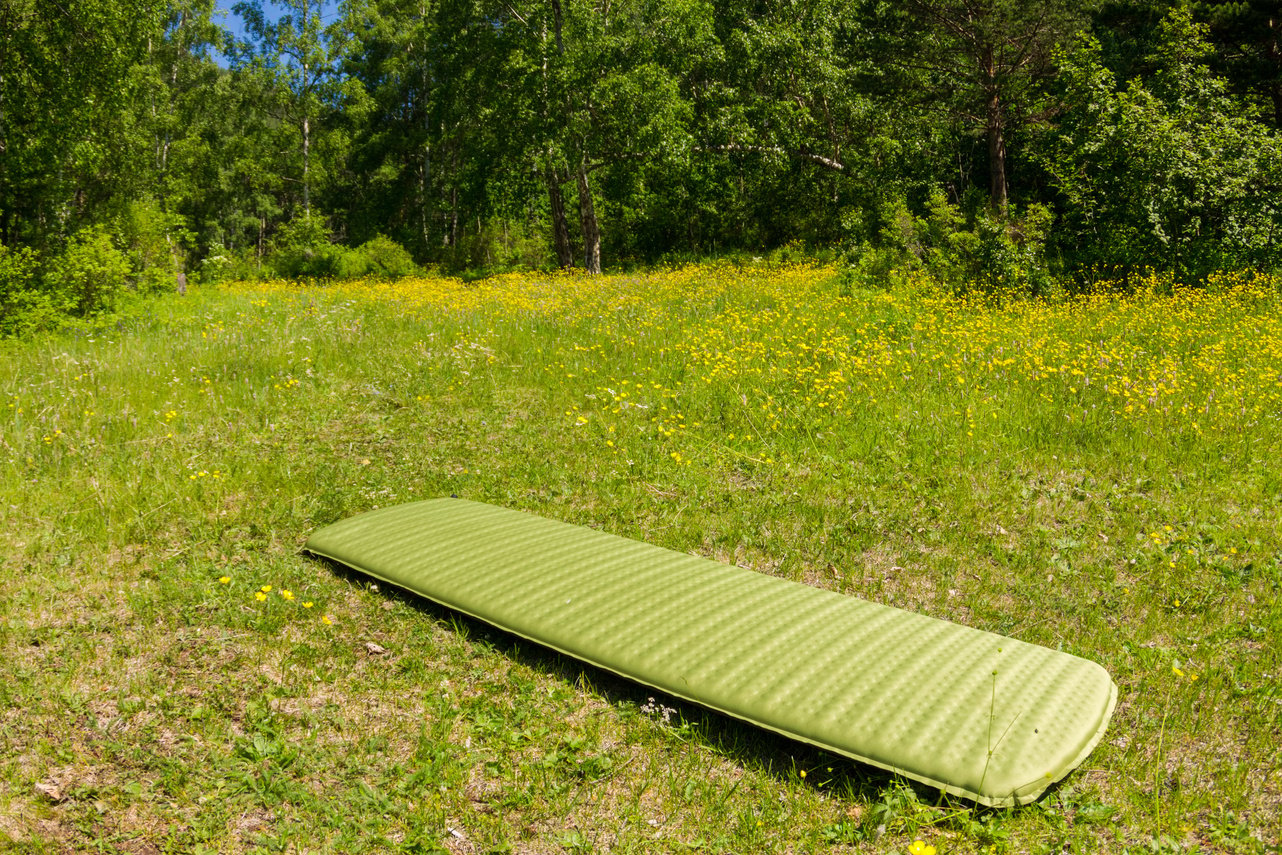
[705,143,846,172]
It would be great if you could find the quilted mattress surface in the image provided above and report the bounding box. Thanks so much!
[305,498,1117,806]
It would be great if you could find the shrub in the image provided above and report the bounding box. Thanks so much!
[267,219,419,281]
[115,199,191,294]
[836,242,900,296]
[331,246,370,280]
[197,246,234,284]
[1034,12,1282,280]
[354,235,416,279]
[269,214,340,280]
[872,190,1055,297]
[0,244,59,337]
[197,245,267,284]
[44,226,132,317]
[446,218,553,273]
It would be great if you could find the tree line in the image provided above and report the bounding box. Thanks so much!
[3,0,1282,331]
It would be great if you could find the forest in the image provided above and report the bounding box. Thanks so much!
[3,0,1282,333]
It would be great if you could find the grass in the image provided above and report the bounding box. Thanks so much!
[1,261,1280,853]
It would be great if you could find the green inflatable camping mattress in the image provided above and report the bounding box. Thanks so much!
[305,498,1116,806]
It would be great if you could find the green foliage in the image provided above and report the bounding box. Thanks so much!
[43,226,132,318]
[876,0,1093,208]
[1198,0,1282,126]
[268,214,341,280]
[0,0,168,247]
[195,244,266,285]
[445,219,552,274]
[6,0,1282,291]
[354,235,418,279]
[272,212,332,258]
[264,217,419,281]
[836,242,900,296]
[1035,10,1282,280]
[0,244,57,337]
[115,199,191,294]
[869,190,1056,296]
[231,0,334,216]
[1,224,153,337]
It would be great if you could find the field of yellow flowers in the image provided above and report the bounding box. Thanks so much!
[1,263,1279,853]
[234,264,1282,461]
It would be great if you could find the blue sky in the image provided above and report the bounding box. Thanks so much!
[212,0,341,63]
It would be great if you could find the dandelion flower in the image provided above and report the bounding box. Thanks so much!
[302,601,314,609]
[322,615,333,625]
[254,592,267,602]
[281,589,294,601]
[261,585,272,593]
[908,841,937,855]
[218,576,230,584]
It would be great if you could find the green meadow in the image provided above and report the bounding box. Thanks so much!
[2,264,1279,853]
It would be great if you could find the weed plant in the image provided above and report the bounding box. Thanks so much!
[1,263,1279,852]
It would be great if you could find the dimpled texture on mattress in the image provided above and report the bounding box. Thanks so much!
[305,498,1117,806]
